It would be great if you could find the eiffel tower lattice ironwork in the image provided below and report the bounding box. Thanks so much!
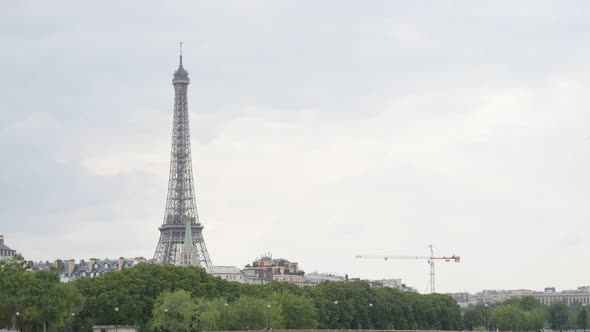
[153,45,213,267]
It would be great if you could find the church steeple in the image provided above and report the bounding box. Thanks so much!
[183,220,193,250]
[179,220,200,267]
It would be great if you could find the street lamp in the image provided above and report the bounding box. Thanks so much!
[484,304,489,331]
[15,312,20,332]
[224,303,228,331]
[70,313,76,332]
[115,307,119,332]
[333,301,340,329]
[164,308,168,332]
[267,304,271,330]
[368,303,373,330]
[583,303,587,332]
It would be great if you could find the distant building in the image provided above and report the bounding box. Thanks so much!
[32,257,151,282]
[241,267,273,285]
[530,287,590,305]
[447,289,532,306]
[304,272,346,285]
[448,292,472,307]
[273,273,305,284]
[450,287,590,307]
[370,279,403,289]
[368,279,417,292]
[509,289,533,297]
[241,253,304,285]
[471,289,525,304]
[206,266,245,283]
[0,235,17,260]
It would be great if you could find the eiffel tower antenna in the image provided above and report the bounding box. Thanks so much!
[153,45,213,267]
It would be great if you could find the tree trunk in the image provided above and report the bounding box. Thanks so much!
[43,320,47,332]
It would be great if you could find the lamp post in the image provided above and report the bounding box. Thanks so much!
[164,308,168,332]
[266,304,271,330]
[484,304,488,331]
[115,307,119,332]
[368,303,373,330]
[224,303,228,331]
[583,303,587,332]
[69,312,76,332]
[334,301,339,329]
[15,311,20,332]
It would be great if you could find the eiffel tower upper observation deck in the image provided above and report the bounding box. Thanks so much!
[153,44,213,267]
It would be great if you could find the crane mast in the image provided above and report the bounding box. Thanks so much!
[355,244,460,293]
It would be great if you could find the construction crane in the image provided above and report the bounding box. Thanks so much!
[355,245,460,293]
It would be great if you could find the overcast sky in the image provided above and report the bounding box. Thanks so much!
[1,1,590,293]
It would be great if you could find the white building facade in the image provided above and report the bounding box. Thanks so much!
[0,235,17,260]
[206,266,245,283]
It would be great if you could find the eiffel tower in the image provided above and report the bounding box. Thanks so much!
[153,44,213,267]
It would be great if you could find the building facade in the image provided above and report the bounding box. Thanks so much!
[449,287,590,307]
[304,272,346,285]
[530,287,590,305]
[0,235,17,260]
[32,257,151,282]
[241,254,305,285]
[206,266,245,283]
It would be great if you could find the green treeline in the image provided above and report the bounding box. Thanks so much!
[4,255,590,332]
[463,296,590,331]
[0,256,462,331]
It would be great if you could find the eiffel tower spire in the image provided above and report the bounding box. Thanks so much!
[153,44,213,267]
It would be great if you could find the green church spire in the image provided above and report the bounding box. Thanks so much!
[183,222,193,249]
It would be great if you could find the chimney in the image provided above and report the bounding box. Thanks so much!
[68,259,76,276]
[0,235,4,245]
[118,257,125,271]
[56,259,64,273]
[89,258,96,272]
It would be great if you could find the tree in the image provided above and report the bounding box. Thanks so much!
[576,305,588,329]
[195,298,225,331]
[60,262,466,331]
[548,302,569,331]
[271,292,318,329]
[485,296,547,331]
[0,258,83,332]
[225,296,282,330]
[151,290,200,332]
[463,305,486,330]
[0,255,32,330]
[24,271,84,332]
[525,307,546,331]
[490,304,526,331]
